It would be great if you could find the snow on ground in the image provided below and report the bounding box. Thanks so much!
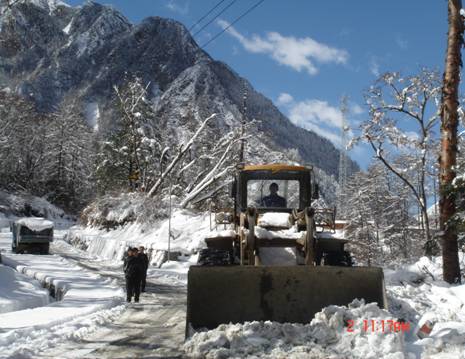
[385,254,465,359]
[0,264,50,314]
[0,227,125,358]
[184,299,407,359]
[184,254,465,359]
[146,253,199,283]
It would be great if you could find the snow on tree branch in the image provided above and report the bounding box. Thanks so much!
[147,113,217,197]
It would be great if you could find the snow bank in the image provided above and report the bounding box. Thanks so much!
[0,264,50,314]
[385,254,465,358]
[67,209,211,264]
[184,299,409,359]
[15,217,54,232]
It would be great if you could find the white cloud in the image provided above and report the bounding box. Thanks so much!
[350,103,364,115]
[277,93,294,106]
[369,56,380,77]
[289,99,344,129]
[396,35,408,50]
[165,0,189,15]
[217,20,349,76]
[285,98,345,146]
[276,95,361,147]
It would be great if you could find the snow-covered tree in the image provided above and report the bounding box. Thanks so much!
[0,90,48,192]
[97,76,162,193]
[343,162,425,265]
[353,69,442,255]
[343,170,383,266]
[44,95,95,210]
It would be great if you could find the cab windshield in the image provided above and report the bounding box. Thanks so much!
[247,179,300,209]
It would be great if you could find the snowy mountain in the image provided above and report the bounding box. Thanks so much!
[0,0,358,179]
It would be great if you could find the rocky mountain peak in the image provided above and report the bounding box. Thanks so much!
[0,0,358,183]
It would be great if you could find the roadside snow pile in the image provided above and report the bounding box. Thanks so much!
[0,247,125,358]
[385,254,465,358]
[0,264,50,314]
[67,209,211,264]
[80,192,165,228]
[184,299,408,359]
[257,212,291,228]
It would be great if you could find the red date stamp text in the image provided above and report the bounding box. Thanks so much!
[346,319,410,333]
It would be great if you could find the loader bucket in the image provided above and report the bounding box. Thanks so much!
[186,265,386,334]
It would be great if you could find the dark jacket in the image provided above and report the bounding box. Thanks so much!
[124,256,144,278]
[138,253,149,272]
[261,194,287,208]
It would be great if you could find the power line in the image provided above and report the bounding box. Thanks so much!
[188,0,229,31]
[201,0,266,49]
[191,0,237,38]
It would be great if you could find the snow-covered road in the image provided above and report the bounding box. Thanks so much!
[0,228,187,358]
[41,241,187,359]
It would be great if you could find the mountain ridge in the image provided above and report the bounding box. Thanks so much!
[0,0,358,180]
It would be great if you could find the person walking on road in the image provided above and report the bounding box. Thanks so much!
[138,246,149,292]
[123,247,143,302]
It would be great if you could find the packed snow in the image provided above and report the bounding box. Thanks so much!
[15,217,54,232]
[254,226,302,240]
[257,212,291,228]
[184,299,407,359]
[0,230,125,358]
[0,264,50,314]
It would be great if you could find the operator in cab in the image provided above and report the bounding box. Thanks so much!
[261,182,287,207]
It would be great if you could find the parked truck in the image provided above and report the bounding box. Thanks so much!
[11,218,54,254]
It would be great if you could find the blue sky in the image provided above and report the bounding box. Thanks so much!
[67,0,449,168]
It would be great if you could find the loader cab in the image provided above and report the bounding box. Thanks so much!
[234,164,315,213]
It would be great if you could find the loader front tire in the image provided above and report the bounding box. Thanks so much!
[197,248,232,266]
[323,251,353,267]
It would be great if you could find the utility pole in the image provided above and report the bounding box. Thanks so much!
[439,0,463,283]
[337,95,349,218]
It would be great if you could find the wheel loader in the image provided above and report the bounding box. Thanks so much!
[186,164,386,334]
